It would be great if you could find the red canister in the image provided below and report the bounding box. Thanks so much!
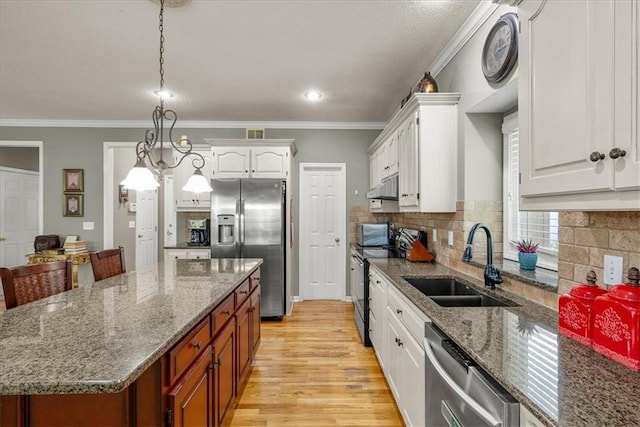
[559,271,607,346]
[591,268,640,371]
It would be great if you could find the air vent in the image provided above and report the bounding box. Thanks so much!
[246,128,265,139]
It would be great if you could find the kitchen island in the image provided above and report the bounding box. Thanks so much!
[0,258,262,426]
[369,258,640,427]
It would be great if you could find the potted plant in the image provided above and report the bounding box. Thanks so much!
[517,239,539,270]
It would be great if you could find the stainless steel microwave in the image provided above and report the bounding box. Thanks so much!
[357,223,389,247]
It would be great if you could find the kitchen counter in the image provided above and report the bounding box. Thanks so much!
[369,258,640,427]
[163,243,211,249]
[0,258,261,395]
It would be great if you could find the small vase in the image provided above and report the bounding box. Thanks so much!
[518,253,538,270]
[417,72,438,93]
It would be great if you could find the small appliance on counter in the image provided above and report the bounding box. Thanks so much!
[188,219,210,246]
[34,235,61,253]
[558,270,607,346]
[357,223,389,247]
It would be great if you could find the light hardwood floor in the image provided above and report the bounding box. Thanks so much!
[229,300,404,426]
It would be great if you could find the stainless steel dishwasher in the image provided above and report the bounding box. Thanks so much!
[424,323,519,427]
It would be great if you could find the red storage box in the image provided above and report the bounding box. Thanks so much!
[559,273,607,346]
[591,268,640,371]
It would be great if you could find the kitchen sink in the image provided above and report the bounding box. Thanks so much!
[402,277,518,307]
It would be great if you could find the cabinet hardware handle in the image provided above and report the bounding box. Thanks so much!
[223,310,231,315]
[396,309,402,315]
[589,151,605,162]
[376,280,381,284]
[217,358,222,367]
[395,337,400,344]
[397,340,403,347]
[335,237,340,243]
[252,170,255,173]
[609,148,627,159]
[193,342,201,349]
[240,290,248,294]
[137,234,144,238]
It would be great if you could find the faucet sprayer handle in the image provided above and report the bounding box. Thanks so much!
[462,245,473,262]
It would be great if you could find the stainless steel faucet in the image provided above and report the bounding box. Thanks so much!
[462,223,503,289]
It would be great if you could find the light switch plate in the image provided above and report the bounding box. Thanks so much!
[432,229,438,242]
[128,221,136,229]
[604,255,623,285]
[447,230,454,246]
[82,222,94,230]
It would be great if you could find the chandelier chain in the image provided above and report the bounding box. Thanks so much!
[159,0,165,93]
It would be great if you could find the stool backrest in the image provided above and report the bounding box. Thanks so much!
[90,246,126,281]
[0,260,73,309]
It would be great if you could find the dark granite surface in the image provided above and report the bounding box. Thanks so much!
[369,258,640,427]
[468,258,558,290]
[0,258,261,395]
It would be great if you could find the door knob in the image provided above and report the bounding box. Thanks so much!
[589,151,605,162]
[609,148,627,159]
[335,237,340,243]
[137,234,144,238]
[167,230,173,236]
[0,237,6,242]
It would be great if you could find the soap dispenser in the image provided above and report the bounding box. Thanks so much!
[559,271,607,345]
[592,267,640,371]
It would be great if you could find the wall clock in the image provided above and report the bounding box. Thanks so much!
[481,12,518,83]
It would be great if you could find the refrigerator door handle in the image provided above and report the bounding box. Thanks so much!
[235,198,241,258]
[239,198,245,257]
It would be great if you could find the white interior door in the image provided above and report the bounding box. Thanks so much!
[0,168,39,270]
[163,175,177,247]
[299,163,346,300]
[135,189,158,269]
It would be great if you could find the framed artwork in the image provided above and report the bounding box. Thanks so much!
[63,193,84,217]
[63,169,84,192]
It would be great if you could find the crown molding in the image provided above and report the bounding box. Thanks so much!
[0,119,386,130]
[429,1,500,77]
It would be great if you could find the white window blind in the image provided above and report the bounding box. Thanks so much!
[503,112,558,270]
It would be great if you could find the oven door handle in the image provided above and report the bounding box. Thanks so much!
[423,338,501,427]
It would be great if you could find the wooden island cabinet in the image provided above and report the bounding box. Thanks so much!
[0,259,262,427]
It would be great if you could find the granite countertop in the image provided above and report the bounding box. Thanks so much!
[369,258,640,427]
[164,243,211,249]
[0,258,262,395]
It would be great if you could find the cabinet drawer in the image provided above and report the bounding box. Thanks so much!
[249,269,261,291]
[235,279,250,307]
[168,316,211,383]
[387,285,426,344]
[212,294,234,336]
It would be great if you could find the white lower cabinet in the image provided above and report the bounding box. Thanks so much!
[370,265,427,427]
[520,405,545,427]
[164,248,211,260]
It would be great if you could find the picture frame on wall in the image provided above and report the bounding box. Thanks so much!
[63,169,84,192]
[63,193,84,217]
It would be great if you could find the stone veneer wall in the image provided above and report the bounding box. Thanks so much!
[349,204,640,311]
[557,211,640,295]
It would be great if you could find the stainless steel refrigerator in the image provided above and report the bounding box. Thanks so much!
[211,179,286,318]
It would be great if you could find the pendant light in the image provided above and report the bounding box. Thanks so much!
[120,0,212,194]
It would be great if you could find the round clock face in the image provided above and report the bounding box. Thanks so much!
[482,13,518,83]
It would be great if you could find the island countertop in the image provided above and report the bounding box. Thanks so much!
[369,258,640,427]
[0,258,262,395]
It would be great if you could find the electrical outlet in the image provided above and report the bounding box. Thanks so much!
[432,229,438,242]
[128,221,136,229]
[604,255,623,285]
[447,230,454,246]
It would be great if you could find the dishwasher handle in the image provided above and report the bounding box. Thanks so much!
[423,337,502,427]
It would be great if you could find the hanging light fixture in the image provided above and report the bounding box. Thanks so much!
[121,0,212,194]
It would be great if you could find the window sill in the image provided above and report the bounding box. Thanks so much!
[467,258,558,291]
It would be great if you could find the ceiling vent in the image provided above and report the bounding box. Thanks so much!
[246,129,265,139]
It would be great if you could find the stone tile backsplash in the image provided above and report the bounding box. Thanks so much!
[351,203,640,311]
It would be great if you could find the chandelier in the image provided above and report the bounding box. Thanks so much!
[121,0,212,193]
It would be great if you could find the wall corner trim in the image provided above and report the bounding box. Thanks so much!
[429,1,501,77]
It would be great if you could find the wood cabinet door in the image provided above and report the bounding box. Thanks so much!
[519,0,615,197]
[236,296,251,388]
[167,345,213,427]
[250,285,261,359]
[213,317,236,427]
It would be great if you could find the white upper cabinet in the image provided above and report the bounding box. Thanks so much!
[211,147,251,179]
[519,0,640,210]
[173,147,212,210]
[211,146,290,179]
[369,93,460,213]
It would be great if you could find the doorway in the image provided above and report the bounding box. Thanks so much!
[0,140,43,273]
[298,163,346,300]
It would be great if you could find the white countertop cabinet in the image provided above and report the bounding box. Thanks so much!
[211,146,289,179]
[519,0,640,210]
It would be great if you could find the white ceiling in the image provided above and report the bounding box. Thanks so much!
[0,0,481,126]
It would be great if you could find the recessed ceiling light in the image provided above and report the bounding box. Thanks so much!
[304,90,322,101]
[154,89,174,99]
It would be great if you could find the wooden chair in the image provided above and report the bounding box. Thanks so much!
[90,246,126,281]
[0,260,73,309]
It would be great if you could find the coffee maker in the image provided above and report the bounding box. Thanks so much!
[188,219,210,246]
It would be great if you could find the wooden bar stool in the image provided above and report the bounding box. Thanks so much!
[0,260,73,309]
[90,246,126,281]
